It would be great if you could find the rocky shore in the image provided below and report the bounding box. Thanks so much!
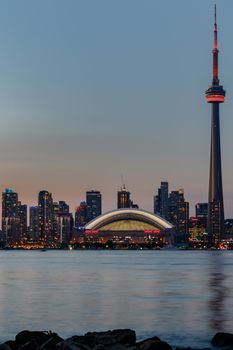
[0,329,232,350]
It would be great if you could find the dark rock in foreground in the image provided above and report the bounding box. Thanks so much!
[85,329,136,346]
[1,329,233,350]
[57,329,136,350]
[0,331,63,350]
[211,332,233,347]
[139,339,171,350]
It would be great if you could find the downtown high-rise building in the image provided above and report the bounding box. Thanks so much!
[168,189,189,239]
[52,200,70,240]
[52,202,60,239]
[38,190,53,242]
[19,203,27,238]
[205,6,225,245]
[29,206,39,241]
[195,203,208,219]
[154,182,169,220]
[59,213,73,244]
[30,195,74,245]
[190,203,208,240]
[117,185,131,209]
[75,201,87,228]
[86,190,102,222]
[2,188,20,244]
[56,201,73,244]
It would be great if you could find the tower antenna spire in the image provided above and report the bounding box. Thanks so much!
[214,4,217,25]
[213,4,219,84]
[120,174,126,191]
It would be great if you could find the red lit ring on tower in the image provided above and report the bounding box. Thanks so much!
[206,95,225,103]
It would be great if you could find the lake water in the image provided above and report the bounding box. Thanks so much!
[0,250,233,347]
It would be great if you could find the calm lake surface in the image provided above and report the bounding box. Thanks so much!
[0,250,233,346]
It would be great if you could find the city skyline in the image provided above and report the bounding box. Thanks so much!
[0,1,233,217]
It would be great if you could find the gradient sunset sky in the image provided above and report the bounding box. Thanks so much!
[0,0,233,217]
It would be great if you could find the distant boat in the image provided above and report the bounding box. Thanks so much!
[40,248,47,252]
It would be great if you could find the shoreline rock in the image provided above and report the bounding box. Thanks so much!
[0,330,231,350]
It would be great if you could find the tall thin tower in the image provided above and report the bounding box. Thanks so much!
[205,5,225,245]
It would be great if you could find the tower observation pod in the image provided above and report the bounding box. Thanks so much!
[205,5,225,246]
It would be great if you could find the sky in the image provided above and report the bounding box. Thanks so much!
[0,0,233,217]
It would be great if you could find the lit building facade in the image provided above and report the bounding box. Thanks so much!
[2,188,20,244]
[75,201,87,228]
[29,206,39,241]
[195,203,208,219]
[154,182,169,220]
[86,190,102,222]
[168,189,189,241]
[189,217,208,241]
[117,186,131,209]
[38,190,53,243]
[19,203,27,238]
[57,201,73,244]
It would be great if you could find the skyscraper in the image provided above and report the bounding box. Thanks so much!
[117,185,131,209]
[29,206,39,240]
[195,203,208,235]
[2,188,20,244]
[38,190,53,243]
[168,189,189,239]
[195,203,208,219]
[52,200,72,245]
[154,182,169,220]
[52,202,60,239]
[75,201,87,228]
[205,6,225,245]
[19,203,27,238]
[57,201,73,244]
[86,190,102,222]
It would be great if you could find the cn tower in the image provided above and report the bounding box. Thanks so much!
[205,5,225,245]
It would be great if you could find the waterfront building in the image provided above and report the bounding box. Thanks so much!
[154,182,169,220]
[86,190,102,222]
[19,203,27,239]
[52,200,71,245]
[38,190,53,243]
[75,201,87,228]
[2,188,20,244]
[205,6,225,245]
[189,217,208,241]
[195,203,208,219]
[59,201,69,214]
[29,206,39,241]
[194,203,208,235]
[117,185,131,209]
[59,213,73,244]
[168,189,189,241]
[84,208,175,247]
[58,201,72,244]
[52,202,59,240]
[224,219,233,237]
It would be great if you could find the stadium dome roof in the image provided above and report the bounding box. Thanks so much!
[85,208,173,231]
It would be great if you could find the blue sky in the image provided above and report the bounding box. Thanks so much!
[0,0,233,216]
